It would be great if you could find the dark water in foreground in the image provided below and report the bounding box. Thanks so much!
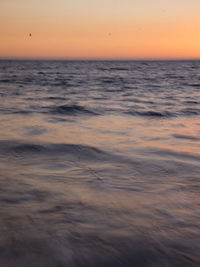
[0,60,200,266]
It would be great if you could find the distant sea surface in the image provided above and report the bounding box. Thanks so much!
[0,60,200,267]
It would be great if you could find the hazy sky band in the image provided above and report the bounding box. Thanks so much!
[1,0,200,59]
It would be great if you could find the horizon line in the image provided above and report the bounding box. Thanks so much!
[0,57,200,61]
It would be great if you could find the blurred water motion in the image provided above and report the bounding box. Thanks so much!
[0,60,200,266]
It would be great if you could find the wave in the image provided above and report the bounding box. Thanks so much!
[0,79,13,83]
[187,83,200,88]
[173,134,200,141]
[184,101,199,105]
[181,108,200,116]
[101,79,114,84]
[110,67,129,71]
[125,107,200,118]
[0,108,33,115]
[0,140,112,162]
[125,110,172,118]
[46,104,98,116]
[149,148,200,162]
[45,96,67,101]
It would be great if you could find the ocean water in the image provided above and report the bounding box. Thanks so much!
[0,60,200,267]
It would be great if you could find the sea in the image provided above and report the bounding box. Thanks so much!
[0,60,200,267]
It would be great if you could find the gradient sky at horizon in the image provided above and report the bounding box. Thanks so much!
[1,0,200,59]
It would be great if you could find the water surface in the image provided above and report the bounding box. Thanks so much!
[0,60,200,266]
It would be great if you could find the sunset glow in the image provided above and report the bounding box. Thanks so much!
[1,0,200,59]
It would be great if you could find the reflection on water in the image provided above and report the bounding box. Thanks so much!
[0,60,200,266]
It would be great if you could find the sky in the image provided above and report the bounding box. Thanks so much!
[1,0,200,59]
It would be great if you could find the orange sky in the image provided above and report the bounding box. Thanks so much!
[1,0,200,59]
